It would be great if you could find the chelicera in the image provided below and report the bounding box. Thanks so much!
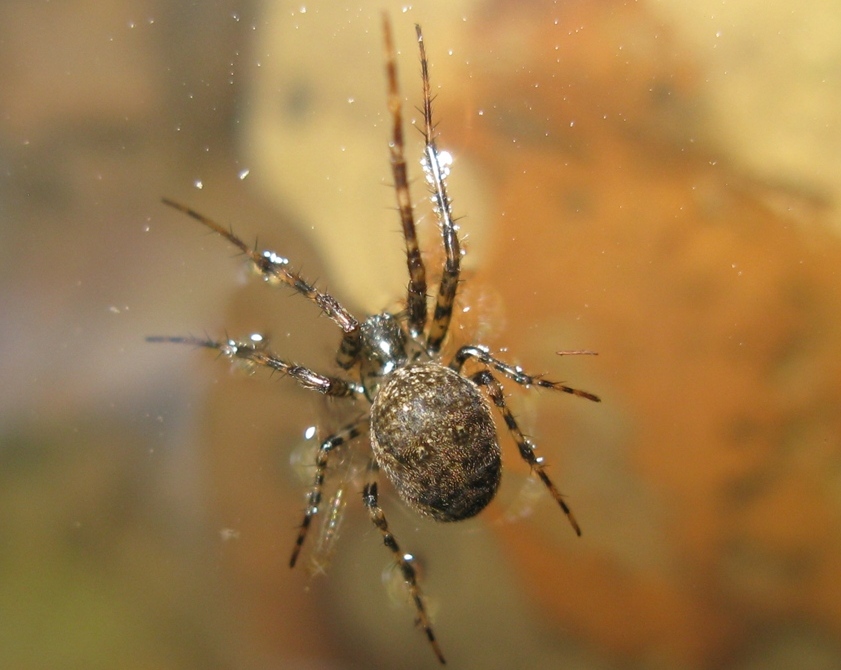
[149,17,599,664]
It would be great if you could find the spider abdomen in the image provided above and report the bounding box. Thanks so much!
[370,363,502,522]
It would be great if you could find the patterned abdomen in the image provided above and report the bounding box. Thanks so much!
[371,363,502,521]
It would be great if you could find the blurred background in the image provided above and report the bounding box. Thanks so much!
[3,0,841,668]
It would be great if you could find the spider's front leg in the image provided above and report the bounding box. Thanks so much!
[383,15,427,339]
[413,24,461,355]
[363,461,446,665]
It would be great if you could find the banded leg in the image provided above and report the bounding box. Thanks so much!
[471,369,582,536]
[383,15,427,338]
[290,419,367,568]
[363,461,446,664]
[159,199,362,368]
[146,335,360,397]
[415,25,461,355]
[452,345,601,402]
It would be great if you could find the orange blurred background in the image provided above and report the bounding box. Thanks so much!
[2,1,841,668]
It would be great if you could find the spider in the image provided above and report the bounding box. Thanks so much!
[149,16,599,665]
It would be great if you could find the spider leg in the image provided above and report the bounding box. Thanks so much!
[309,485,347,576]
[363,460,446,664]
[383,15,427,338]
[452,345,601,402]
[159,199,362,369]
[146,335,360,397]
[290,418,368,568]
[415,25,460,355]
[470,369,582,537]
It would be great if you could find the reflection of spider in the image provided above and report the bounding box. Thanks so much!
[149,17,599,664]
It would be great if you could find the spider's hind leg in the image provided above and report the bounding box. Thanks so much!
[363,460,446,664]
[470,369,583,537]
[290,418,368,568]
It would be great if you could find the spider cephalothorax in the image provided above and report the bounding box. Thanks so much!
[149,16,599,665]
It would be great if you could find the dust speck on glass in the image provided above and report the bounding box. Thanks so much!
[148,15,600,665]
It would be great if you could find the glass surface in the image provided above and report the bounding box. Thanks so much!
[2,1,841,668]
